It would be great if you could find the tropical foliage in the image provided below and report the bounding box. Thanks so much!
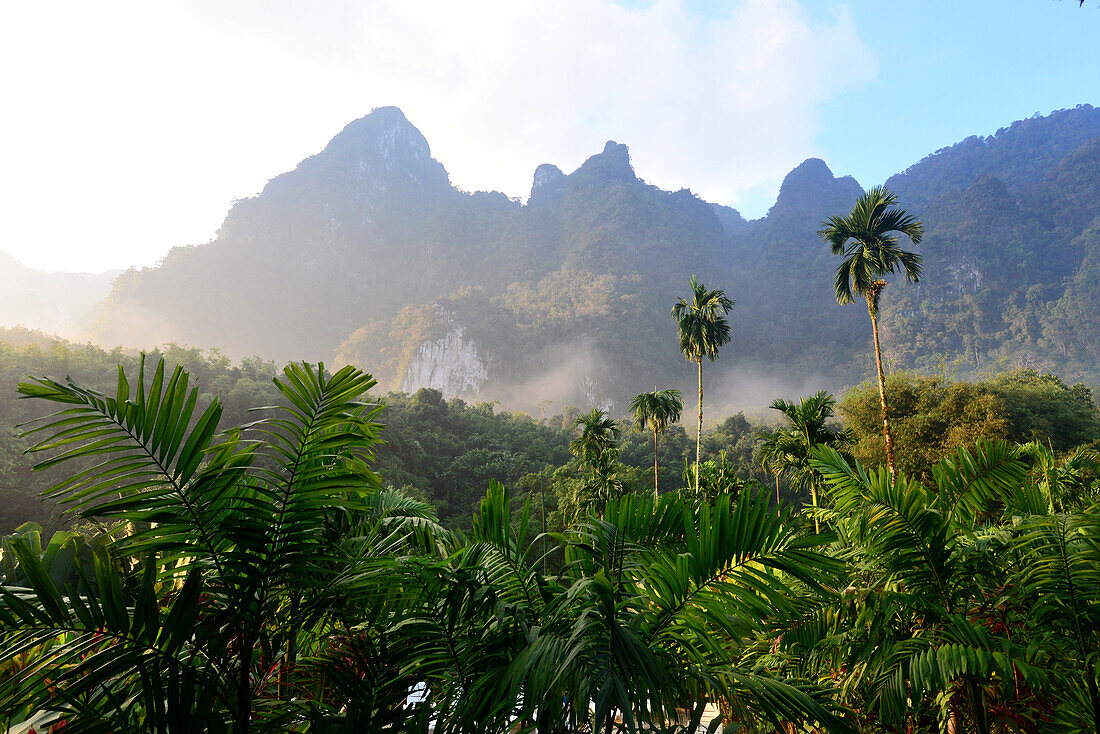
[1,358,400,732]
[797,441,1100,734]
[1,343,1100,733]
[1,358,853,733]
[758,390,852,527]
[0,339,576,533]
[839,369,1100,480]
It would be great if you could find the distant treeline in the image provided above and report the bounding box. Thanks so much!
[2,329,1098,533]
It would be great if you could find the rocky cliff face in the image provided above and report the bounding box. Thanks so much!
[400,326,492,396]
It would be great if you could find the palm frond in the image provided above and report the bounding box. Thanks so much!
[812,447,955,610]
[821,186,923,305]
[1014,508,1100,650]
[18,357,234,565]
[0,536,222,733]
[932,440,1030,526]
[672,275,734,363]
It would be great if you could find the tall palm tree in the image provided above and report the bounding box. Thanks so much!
[819,186,923,475]
[758,390,852,530]
[570,408,620,481]
[672,276,734,495]
[629,388,684,499]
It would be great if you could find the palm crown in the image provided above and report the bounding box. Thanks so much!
[671,276,734,362]
[629,389,683,435]
[819,185,924,310]
[569,408,620,467]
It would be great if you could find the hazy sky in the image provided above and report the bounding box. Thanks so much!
[1,0,1097,272]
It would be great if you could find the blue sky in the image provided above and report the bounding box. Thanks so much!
[694,0,1100,214]
[816,1,1099,192]
[0,0,1096,271]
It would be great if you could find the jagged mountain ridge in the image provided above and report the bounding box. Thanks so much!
[85,104,1100,412]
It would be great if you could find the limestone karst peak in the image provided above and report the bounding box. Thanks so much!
[573,140,637,184]
[297,105,451,193]
[529,163,566,204]
[776,158,845,195]
[319,106,437,172]
[767,157,861,220]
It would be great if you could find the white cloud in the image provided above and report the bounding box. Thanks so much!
[0,0,874,271]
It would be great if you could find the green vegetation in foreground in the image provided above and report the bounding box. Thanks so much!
[0,358,848,733]
[1,356,1100,733]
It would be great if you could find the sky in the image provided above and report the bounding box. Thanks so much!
[0,0,1097,273]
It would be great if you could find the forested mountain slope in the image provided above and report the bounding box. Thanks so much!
[885,104,1100,211]
[880,132,1100,379]
[86,104,1100,412]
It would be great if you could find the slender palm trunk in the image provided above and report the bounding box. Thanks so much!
[687,699,707,733]
[947,697,961,734]
[653,428,660,500]
[868,304,897,475]
[967,677,990,734]
[810,485,820,534]
[541,475,548,575]
[280,595,300,698]
[696,359,703,495]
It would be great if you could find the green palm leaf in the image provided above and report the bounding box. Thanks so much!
[932,440,1030,526]
[0,534,223,733]
[18,356,232,564]
[812,446,955,610]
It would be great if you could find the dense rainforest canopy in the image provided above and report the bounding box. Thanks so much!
[1,352,1099,733]
[5,331,1097,534]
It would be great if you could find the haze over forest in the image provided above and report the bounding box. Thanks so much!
[6,2,1100,730]
[3,103,1100,415]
